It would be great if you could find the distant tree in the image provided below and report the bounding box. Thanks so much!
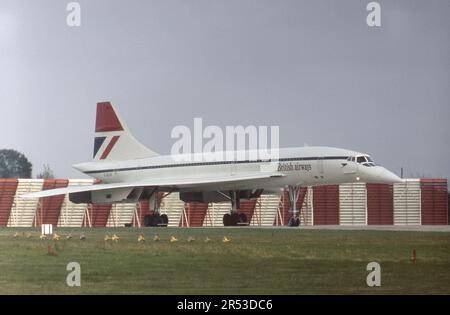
[36,164,55,179]
[0,149,32,178]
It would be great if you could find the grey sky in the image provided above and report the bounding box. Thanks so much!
[0,0,449,179]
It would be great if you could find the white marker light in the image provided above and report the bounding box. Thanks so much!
[356,177,360,181]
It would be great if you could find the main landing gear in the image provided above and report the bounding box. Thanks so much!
[222,190,249,226]
[223,212,248,226]
[287,185,301,227]
[144,190,169,227]
[144,213,168,227]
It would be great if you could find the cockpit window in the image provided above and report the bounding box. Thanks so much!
[357,155,375,167]
[357,156,367,163]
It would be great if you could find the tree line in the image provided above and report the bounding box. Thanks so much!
[0,149,54,179]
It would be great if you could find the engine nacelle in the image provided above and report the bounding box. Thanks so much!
[69,191,92,204]
[179,189,263,203]
[69,187,136,204]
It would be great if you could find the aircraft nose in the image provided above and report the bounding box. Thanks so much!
[376,167,403,184]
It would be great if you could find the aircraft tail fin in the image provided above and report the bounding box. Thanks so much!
[93,102,158,161]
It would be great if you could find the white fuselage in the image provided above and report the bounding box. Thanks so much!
[74,146,400,193]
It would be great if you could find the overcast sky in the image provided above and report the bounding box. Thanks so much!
[0,0,449,179]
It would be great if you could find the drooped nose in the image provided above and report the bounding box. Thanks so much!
[376,167,403,184]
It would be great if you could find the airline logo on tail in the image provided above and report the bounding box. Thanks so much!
[92,102,158,161]
[93,102,123,160]
[94,135,120,159]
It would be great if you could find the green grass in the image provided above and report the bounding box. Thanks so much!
[0,227,449,294]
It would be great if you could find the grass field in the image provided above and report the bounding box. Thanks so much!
[0,227,449,294]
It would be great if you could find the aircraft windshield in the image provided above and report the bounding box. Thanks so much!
[356,155,375,167]
[357,156,367,163]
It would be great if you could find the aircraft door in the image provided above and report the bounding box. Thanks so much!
[342,157,357,174]
[317,157,324,174]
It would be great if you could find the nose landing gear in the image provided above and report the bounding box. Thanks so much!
[287,185,301,227]
[288,216,300,227]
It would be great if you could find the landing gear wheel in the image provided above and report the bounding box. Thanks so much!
[144,214,166,227]
[238,213,247,224]
[230,213,239,226]
[160,214,169,225]
[144,215,152,227]
[223,213,232,226]
[295,217,300,227]
[288,217,297,227]
[153,214,163,227]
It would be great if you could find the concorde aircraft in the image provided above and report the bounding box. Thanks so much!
[23,102,402,227]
